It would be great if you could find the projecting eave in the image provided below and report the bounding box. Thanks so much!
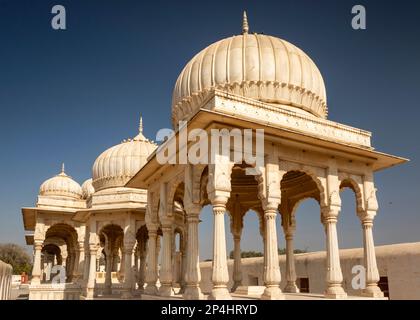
[72,206,145,223]
[25,234,34,245]
[126,109,408,189]
[22,207,36,231]
[22,206,80,230]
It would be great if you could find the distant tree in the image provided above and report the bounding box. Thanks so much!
[229,250,263,259]
[229,248,308,259]
[278,248,308,255]
[0,243,32,275]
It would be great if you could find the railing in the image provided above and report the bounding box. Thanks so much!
[0,260,12,300]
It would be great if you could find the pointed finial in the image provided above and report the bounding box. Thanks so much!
[242,11,249,34]
[139,115,143,134]
[61,163,65,174]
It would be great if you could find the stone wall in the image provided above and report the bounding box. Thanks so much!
[0,260,12,300]
[199,242,420,300]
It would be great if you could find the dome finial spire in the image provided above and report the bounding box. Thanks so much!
[242,11,249,34]
[59,162,67,176]
[139,115,143,134]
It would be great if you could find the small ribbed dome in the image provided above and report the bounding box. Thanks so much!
[39,164,83,200]
[92,117,157,192]
[172,12,327,127]
[81,178,95,199]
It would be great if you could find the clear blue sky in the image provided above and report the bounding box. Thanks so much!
[0,0,419,259]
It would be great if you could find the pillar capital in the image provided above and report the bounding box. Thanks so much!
[184,203,201,216]
[321,205,340,223]
[123,248,135,256]
[262,200,280,213]
[146,223,159,233]
[34,241,43,250]
[89,244,98,254]
[263,203,279,219]
[78,242,85,251]
[233,234,241,242]
[210,195,229,209]
[284,229,295,240]
[186,213,200,223]
[161,224,172,233]
[358,209,377,225]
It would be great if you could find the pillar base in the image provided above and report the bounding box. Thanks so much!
[159,285,175,297]
[209,286,232,300]
[362,285,384,298]
[283,282,300,293]
[84,288,95,300]
[144,284,158,295]
[120,290,133,299]
[230,281,242,293]
[178,285,186,295]
[183,286,204,300]
[103,287,112,295]
[324,285,347,299]
[261,286,285,300]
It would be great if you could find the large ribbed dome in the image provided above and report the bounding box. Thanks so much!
[39,164,83,200]
[172,12,327,126]
[92,118,157,192]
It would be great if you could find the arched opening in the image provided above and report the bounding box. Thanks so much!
[279,170,324,294]
[98,224,124,295]
[337,185,363,249]
[43,223,78,283]
[291,198,323,251]
[41,243,62,283]
[239,210,264,256]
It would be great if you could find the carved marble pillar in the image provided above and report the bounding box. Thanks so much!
[144,226,158,295]
[68,249,76,282]
[322,206,347,299]
[82,246,90,287]
[209,196,231,300]
[360,211,383,297]
[183,205,204,300]
[75,242,85,284]
[95,255,99,272]
[179,246,187,294]
[121,244,135,299]
[261,203,284,300]
[231,234,242,292]
[119,246,125,281]
[85,244,97,299]
[134,247,139,285]
[104,238,113,295]
[112,248,119,272]
[207,158,233,300]
[282,215,299,293]
[155,235,161,276]
[138,241,147,293]
[31,241,43,285]
[230,198,244,292]
[159,223,174,296]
